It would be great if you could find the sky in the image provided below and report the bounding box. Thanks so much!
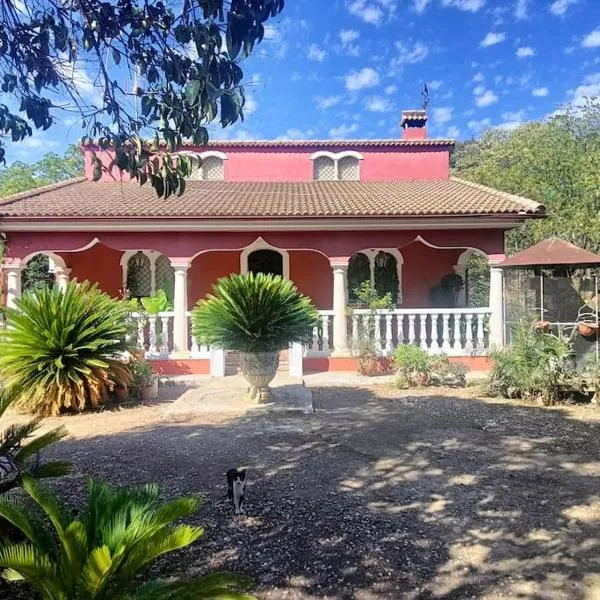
[4,0,600,162]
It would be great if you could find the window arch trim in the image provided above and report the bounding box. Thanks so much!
[240,237,290,280]
[310,151,363,181]
[121,250,174,297]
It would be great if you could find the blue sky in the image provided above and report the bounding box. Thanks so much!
[5,0,600,162]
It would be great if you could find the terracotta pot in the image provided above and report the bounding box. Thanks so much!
[533,320,550,332]
[577,322,599,338]
[141,376,159,401]
[239,352,279,403]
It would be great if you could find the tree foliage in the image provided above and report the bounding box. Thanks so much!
[452,98,600,255]
[0,0,284,197]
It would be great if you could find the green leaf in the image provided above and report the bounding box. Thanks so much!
[184,80,202,107]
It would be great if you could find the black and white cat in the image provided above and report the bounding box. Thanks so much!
[226,468,246,515]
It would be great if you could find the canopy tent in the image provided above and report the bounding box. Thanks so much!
[498,238,599,364]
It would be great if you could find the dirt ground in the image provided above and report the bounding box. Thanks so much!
[4,383,600,600]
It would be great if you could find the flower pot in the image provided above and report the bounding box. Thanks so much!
[239,352,279,403]
[141,375,159,401]
[533,320,550,333]
[577,321,599,338]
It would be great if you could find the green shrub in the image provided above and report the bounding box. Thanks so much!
[0,476,254,599]
[427,355,469,387]
[192,272,319,353]
[0,392,70,495]
[0,281,134,415]
[489,323,574,404]
[394,345,430,378]
[129,360,155,400]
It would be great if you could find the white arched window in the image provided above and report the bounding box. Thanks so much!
[347,249,403,305]
[122,250,174,300]
[311,151,363,181]
[240,237,290,280]
[187,151,227,181]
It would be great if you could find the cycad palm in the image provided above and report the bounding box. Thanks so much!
[0,391,70,494]
[192,272,319,352]
[0,281,133,415]
[0,477,254,599]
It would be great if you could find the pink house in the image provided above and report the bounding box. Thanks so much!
[0,110,543,375]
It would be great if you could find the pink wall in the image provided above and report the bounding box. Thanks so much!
[400,242,463,308]
[59,244,123,297]
[6,230,506,263]
[188,251,240,306]
[83,144,451,182]
[289,250,332,309]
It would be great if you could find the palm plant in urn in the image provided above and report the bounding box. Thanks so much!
[192,273,318,402]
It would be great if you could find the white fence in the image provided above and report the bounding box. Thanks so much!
[131,307,491,361]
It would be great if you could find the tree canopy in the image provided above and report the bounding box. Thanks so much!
[452,98,600,255]
[0,0,284,197]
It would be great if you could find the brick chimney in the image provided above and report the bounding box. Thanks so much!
[401,109,427,140]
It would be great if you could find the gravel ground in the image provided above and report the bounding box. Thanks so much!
[3,383,600,599]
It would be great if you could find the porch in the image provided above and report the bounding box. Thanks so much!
[2,231,505,376]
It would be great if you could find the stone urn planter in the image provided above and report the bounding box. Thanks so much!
[141,374,159,401]
[239,351,280,403]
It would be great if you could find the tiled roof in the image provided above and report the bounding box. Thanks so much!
[0,177,543,219]
[184,138,452,148]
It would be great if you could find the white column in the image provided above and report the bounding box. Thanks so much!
[488,260,505,348]
[171,260,191,357]
[210,348,226,378]
[4,263,22,309]
[54,267,71,293]
[330,258,350,356]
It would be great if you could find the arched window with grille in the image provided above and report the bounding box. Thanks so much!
[338,155,360,180]
[155,254,175,303]
[313,155,337,181]
[126,252,152,298]
[311,151,363,181]
[187,151,227,181]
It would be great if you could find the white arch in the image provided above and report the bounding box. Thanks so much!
[178,150,228,161]
[411,235,489,259]
[121,249,173,295]
[351,248,404,304]
[240,237,290,280]
[309,150,364,161]
[21,251,67,270]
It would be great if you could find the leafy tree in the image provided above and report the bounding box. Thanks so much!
[453,98,600,255]
[0,0,284,197]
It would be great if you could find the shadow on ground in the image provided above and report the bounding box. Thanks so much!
[18,387,600,599]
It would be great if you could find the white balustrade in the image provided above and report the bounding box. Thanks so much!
[306,308,491,358]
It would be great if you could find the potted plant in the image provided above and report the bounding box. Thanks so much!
[192,273,318,402]
[394,344,431,387]
[576,308,599,338]
[131,360,159,401]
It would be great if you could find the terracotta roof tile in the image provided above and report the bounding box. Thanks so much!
[186,138,451,148]
[0,177,544,219]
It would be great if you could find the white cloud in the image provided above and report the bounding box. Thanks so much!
[391,41,429,70]
[481,32,506,47]
[432,106,453,124]
[549,0,578,16]
[385,85,398,94]
[568,72,600,106]
[428,79,443,90]
[515,0,529,19]
[516,46,536,58]
[472,72,485,82]
[441,0,485,12]
[413,0,432,12]
[468,117,491,130]
[446,125,460,138]
[307,43,327,62]
[475,89,498,107]
[316,95,342,109]
[339,29,360,56]
[54,58,95,97]
[499,109,526,129]
[346,0,383,25]
[345,67,380,91]
[365,96,393,112]
[244,94,258,115]
[532,87,549,97]
[278,128,316,140]
[473,84,486,95]
[329,123,359,138]
[582,28,600,49]
[262,23,289,58]
[17,133,59,150]
[340,29,360,45]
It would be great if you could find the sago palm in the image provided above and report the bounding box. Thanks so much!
[192,272,319,353]
[0,281,134,415]
[0,391,70,494]
[0,476,255,599]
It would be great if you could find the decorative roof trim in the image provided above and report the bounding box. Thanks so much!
[178,138,454,148]
[310,150,364,161]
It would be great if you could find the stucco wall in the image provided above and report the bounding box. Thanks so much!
[188,251,240,306]
[59,244,123,297]
[289,250,332,309]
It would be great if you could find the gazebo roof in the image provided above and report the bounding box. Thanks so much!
[498,238,600,269]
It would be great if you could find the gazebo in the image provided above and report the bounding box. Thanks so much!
[498,237,600,364]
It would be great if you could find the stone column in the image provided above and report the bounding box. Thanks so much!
[488,257,505,348]
[54,267,71,293]
[4,263,22,310]
[171,260,191,357]
[330,258,350,356]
